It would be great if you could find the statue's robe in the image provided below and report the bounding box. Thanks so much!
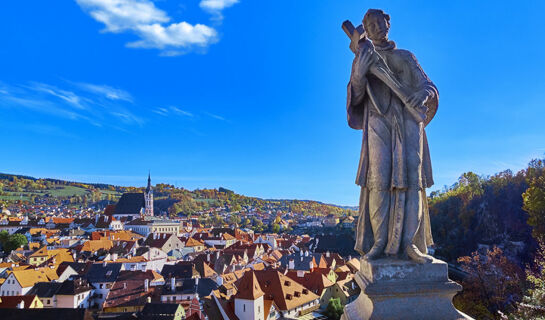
[347,41,438,255]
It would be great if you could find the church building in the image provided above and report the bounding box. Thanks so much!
[111,174,154,221]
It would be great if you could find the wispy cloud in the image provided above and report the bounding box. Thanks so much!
[29,83,85,110]
[153,106,193,117]
[76,82,133,102]
[75,0,238,55]
[0,81,143,128]
[152,107,169,116]
[204,111,226,121]
[170,106,193,117]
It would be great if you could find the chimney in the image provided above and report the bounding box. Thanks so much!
[288,259,295,270]
[171,277,176,292]
[123,282,127,290]
[17,300,25,309]
[103,261,107,267]
[326,251,330,258]
[206,253,210,262]
[144,279,149,291]
[305,250,309,257]
[112,253,118,261]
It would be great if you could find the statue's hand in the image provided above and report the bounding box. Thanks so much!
[351,41,376,85]
[407,89,431,111]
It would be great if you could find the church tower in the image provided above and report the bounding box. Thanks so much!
[144,173,153,217]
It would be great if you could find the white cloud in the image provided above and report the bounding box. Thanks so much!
[76,0,238,55]
[199,0,238,12]
[75,0,169,32]
[127,22,217,49]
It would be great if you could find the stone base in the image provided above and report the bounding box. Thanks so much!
[341,258,473,320]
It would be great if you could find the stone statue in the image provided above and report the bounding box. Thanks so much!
[340,9,471,319]
[344,9,438,264]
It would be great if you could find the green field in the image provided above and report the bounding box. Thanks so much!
[0,185,122,201]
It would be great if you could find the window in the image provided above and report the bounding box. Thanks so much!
[243,304,246,312]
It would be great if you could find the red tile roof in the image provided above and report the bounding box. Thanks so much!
[234,270,264,300]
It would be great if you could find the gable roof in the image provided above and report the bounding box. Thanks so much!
[254,270,319,311]
[114,193,145,215]
[234,270,264,300]
[286,271,334,293]
[10,268,59,288]
[162,278,218,297]
[27,282,63,298]
[85,263,122,283]
[103,278,156,309]
[0,295,41,309]
[56,279,93,295]
[29,247,48,258]
[81,239,114,252]
[161,263,198,279]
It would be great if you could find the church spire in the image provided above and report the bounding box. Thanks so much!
[146,171,152,194]
[144,172,153,217]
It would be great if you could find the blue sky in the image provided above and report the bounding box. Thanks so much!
[1,1,545,205]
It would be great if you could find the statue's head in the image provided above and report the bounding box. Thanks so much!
[363,9,390,43]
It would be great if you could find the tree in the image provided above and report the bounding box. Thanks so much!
[325,298,344,319]
[523,175,545,240]
[509,239,545,319]
[271,223,280,233]
[4,234,28,253]
[230,214,241,225]
[0,230,9,250]
[454,247,523,319]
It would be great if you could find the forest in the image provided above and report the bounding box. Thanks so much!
[427,159,545,319]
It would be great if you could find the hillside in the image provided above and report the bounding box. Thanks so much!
[428,159,545,265]
[0,173,355,217]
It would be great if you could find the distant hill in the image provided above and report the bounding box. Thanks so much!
[0,172,356,217]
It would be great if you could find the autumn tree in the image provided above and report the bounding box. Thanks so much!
[454,247,523,319]
[523,175,545,240]
[509,239,545,319]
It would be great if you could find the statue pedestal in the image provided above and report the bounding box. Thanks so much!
[341,257,472,320]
